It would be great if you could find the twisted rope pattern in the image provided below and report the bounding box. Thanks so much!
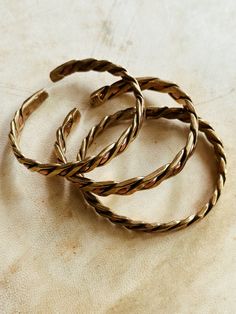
[9,58,144,176]
[55,106,226,233]
[57,77,199,196]
[9,59,226,233]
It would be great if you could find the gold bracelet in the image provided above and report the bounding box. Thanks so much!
[55,77,199,196]
[55,106,226,233]
[9,58,144,176]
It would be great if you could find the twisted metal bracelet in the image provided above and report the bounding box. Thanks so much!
[51,64,199,191]
[9,58,144,176]
[56,76,199,196]
[55,106,226,233]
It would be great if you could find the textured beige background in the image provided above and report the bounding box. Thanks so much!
[0,1,236,313]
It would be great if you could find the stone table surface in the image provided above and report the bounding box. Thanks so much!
[0,1,235,313]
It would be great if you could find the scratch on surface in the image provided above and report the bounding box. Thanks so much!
[101,19,113,47]
[91,0,118,55]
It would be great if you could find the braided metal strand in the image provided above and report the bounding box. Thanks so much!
[9,58,145,177]
[90,75,199,172]
[55,106,226,233]
[59,76,198,195]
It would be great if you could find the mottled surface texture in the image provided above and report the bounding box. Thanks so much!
[0,1,235,313]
